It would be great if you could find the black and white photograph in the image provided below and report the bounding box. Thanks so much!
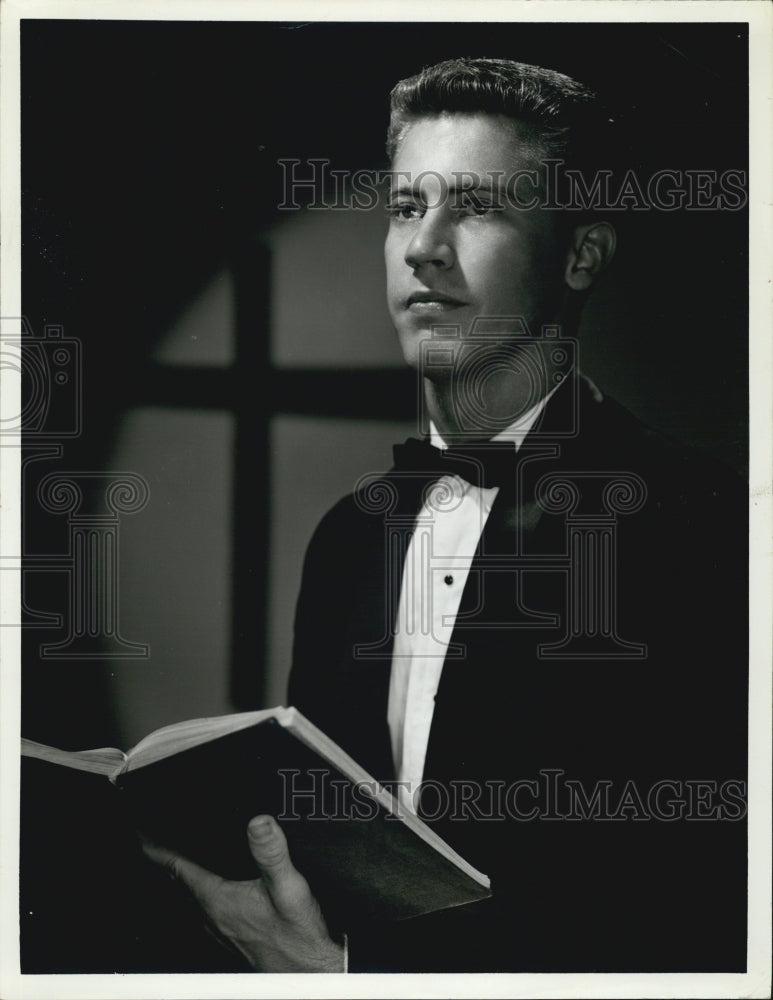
[1,2,770,997]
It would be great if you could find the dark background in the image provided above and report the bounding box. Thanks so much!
[20,18,748,745]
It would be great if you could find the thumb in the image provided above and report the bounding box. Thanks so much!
[247,815,330,936]
[247,815,296,891]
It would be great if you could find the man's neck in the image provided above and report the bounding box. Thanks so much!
[423,367,558,446]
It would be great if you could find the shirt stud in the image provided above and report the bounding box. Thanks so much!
[444,574,454,585]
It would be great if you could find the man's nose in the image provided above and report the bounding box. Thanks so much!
[404,210,454,270]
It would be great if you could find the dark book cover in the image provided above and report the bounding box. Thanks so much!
[116,718,490,925]
[20,755,248,973]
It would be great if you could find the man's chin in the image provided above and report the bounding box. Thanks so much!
[396,329,463,379]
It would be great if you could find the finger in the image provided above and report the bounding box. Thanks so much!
[247,815,296,891]
[247,816,317,920]
[140,836,223,906]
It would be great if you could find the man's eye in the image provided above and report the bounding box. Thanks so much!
[457,196,498,216]
[386,202,424,220]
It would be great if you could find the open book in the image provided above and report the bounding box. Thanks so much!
[22,706,491,923]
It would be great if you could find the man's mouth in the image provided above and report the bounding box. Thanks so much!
[405,290,468,312]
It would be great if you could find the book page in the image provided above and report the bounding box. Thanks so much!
[20,740,126,778]
[124,706,289,772]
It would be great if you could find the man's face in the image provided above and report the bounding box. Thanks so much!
[385,112,570,370]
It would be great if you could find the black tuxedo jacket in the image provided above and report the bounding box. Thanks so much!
[288,375,747,972]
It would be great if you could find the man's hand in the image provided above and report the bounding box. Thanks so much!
[141,815,345,972]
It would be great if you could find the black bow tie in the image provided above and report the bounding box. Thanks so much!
[392,437,519,489]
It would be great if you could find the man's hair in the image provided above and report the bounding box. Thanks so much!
[387,56,610,173]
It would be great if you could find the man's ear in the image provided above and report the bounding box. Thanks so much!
[564,221,617,292]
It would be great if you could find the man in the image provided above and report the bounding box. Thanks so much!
[145,57,747,973]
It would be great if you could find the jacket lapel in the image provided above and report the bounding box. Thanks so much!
[420,375,606,789]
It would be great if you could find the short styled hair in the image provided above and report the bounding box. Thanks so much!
[386,56,610,175]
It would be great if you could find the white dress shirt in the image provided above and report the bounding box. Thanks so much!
[387,390,558,813]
